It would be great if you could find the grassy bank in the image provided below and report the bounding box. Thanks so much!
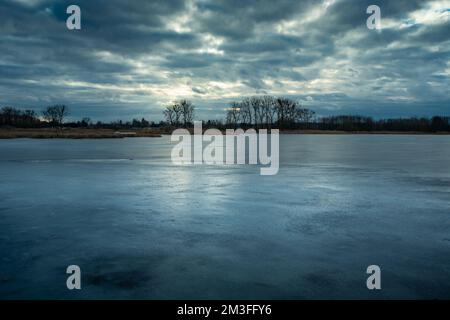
[1,127,450,138]
[0,128,163,139]
[280,129,450,135]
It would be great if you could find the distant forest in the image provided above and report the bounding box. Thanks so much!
[1,96,449,132]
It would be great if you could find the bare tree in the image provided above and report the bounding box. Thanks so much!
[275,98,289,128]
[297,108,316,128]
[163,106,175,125]
[226,101,241,128]
[1,107,14,125]
[164,100,194,127]
[173,104,182,125]
[274,98,301,128]
[42,105,69,126]
[260,95,276,129]
[240,98,252,126]
[179,100,194,127]
[250,97,263,129]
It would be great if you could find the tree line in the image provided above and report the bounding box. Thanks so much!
[163,100,194,126]
[316,115,450,132]
[0,105,69,127]
[224,96,315,129]
[0,105,159,129]
[2,98,450,132]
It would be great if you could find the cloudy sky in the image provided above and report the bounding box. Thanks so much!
[0,0,449,121]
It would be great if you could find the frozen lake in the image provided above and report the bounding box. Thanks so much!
[0,135,450,299]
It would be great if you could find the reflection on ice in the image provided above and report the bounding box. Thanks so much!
[0,135,450,299]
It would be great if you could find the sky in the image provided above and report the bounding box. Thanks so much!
[0,0,449,121]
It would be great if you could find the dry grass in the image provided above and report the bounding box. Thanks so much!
[0,128,162,139]
[1,127,448,139]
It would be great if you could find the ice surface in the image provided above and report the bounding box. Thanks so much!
[0,135,449,299]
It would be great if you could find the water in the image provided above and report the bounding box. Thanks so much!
[0,135,449,299]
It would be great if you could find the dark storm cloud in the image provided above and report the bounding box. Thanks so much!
[194,0,317,36]
[307,0,425,33]
[0,0,448,120]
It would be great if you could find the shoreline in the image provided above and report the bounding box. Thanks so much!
[0,128,163,139]
[279,129,450,135]
[1,127,450,139]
